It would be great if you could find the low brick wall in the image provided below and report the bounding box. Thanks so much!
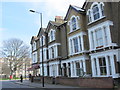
[33,76,54,84]
[32,76,114,88]
[55,77,114,88]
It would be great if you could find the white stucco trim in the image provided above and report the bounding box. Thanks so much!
[61,55,89,77]
[88,20,116,51]
[68,31,87,56]
[90,49,120,78]
[68,15,80,33]
[32,51,37,64]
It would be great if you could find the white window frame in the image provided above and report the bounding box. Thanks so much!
[95,28,103,47]
[68,32,86,56]
[33,42,36,51]
[88,20,114,51]
[68,15,80,33]
[40,35,45,46]
[87,2,105,24]
[48,29,56,42]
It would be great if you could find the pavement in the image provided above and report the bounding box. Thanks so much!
[14,79,80,88]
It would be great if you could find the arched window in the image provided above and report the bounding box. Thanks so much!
[92,5,100,20]
[72,17,77,30]
[87,2,105,23]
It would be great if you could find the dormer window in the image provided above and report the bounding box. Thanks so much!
[72,17,77,30]
[92,5,100,20]
[48,29,55,42]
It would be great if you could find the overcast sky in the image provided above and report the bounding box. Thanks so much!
[0,0,85,48]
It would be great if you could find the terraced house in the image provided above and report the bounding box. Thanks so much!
[83,1,120,78]
[62,5,90,77]
[30,1,120,82]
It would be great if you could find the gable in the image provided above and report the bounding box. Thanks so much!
[64,5,85,21]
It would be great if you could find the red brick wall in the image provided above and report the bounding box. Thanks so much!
[33,76,54,84]
[56,77,114,88]
[33,76,114,88]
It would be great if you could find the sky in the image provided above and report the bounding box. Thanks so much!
[0,0,85,48]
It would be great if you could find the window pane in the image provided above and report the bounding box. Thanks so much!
[93,5,100,20]
[76,62,80,76]
[70,39,73,54]
[100,4,104,16]
[79,37,82,51]
[99,57,107,75]
[72,17,76,30]
[108,56,112,75]
[73,37,79,53]
[95,28,103,47]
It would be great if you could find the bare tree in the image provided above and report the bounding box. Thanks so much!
[0,38,30,77]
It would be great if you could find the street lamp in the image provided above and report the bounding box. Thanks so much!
[29,9,44,87]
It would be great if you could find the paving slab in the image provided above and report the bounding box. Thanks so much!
[15,80,80,88]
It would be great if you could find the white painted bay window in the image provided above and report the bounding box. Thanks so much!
[88,20,113,50]
[69,32,86,55]
[48,43,60,59]
[91,50,119,78]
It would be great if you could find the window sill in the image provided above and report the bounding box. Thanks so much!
[69,50,88,56]
[90,43,118,51]
[68,28,80,35]
[48,40,55,43]
[87,16,106,25]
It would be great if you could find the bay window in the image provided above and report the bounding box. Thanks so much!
[69,34,84,55]
[88,20,113,50]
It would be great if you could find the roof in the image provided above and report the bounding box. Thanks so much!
[37,28,46,37]
[30,36,38,44]
[64,5,85,20]
[49,21,63,26]
[72,5,85,12]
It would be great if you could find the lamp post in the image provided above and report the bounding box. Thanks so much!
[29,9,44,87]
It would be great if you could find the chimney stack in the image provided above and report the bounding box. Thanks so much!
[55,16,64,23]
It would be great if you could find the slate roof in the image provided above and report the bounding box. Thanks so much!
[72,5,85,12]
[49,21,64,26]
